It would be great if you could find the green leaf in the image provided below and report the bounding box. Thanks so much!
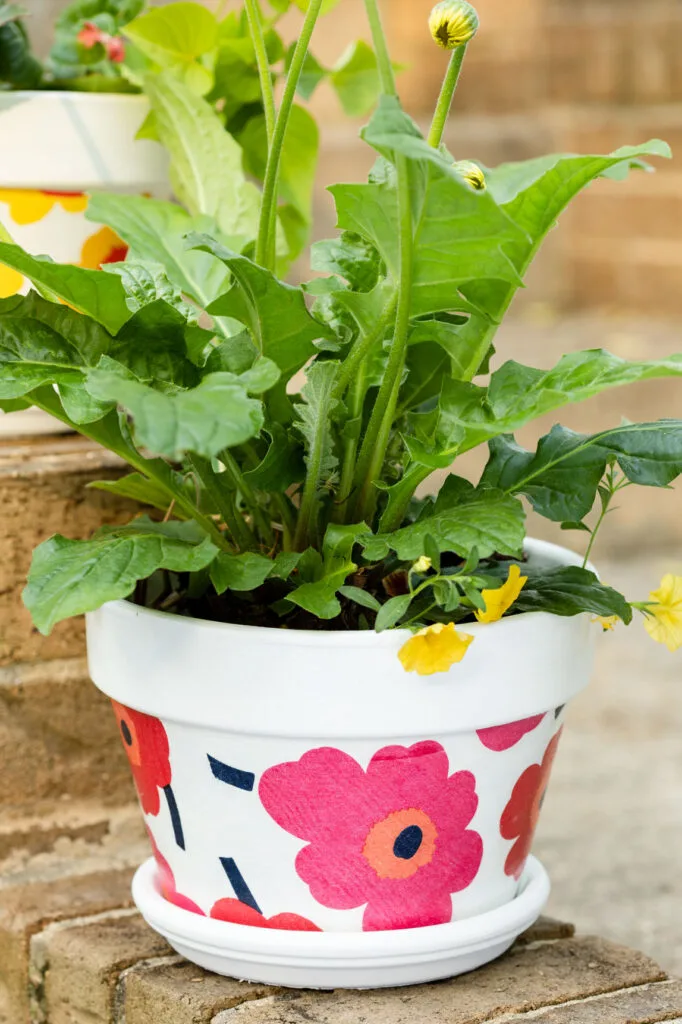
[364,477,525,561]
[287,563,353,619]
[87,472,184,514]
[422,349,682,460]
[483,421,682,522]
[311,231,383,292]
[330,97,525,319]
[144,72,261,244]
[293,361,341,537]
[123,2,218,67]
[85,357,274,460]
[197,236,332,378]
[210,551,273,594]
[0,8,43,88]
[0,244,130,334]
[375,593,413,632]
[496,564,633,624]
[86,194,231,308]
[23,516,218,635]
[331,41,381,117]
[243,425,304,492]
[103,260,197,320]
[339,585,381,612]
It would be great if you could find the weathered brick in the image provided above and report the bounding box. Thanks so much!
[212,937,667,1024]
[0,434,136,667]
[32,912,170,1024]
[123,960,282,1024]
[0,868,134,1024]
[506,979,682,1022]
[0,658,134,812]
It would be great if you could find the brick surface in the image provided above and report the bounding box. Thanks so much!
[505,979,682,1022]
[32,913,170,1024]
[0,658,134,813]
[0,868,134,1024]
[211,937,667,1024]
[0,434,136,667]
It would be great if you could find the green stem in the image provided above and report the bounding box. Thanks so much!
[427,46,467,149]
[31,390,232,553]
[188,454,254,552]
[292,408,330,553]
[363,0,397,95]
[353,162,413,524]
[255,0,324,268]
[244,0,276,146]
[331,294,397,403]
[220,449,274,545]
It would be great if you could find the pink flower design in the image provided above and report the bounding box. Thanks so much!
[259,742,483,931]
[477,714,545,752]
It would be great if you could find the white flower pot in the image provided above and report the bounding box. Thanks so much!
[0,91,169,438]
[86,538,596,989]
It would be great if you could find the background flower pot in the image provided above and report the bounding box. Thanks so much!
[0,91,168,437]
[86,539,596,988]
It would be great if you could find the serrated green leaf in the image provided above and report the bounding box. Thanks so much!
[483,421,682,522]
[311,231,383,292]
[85,357,271,460]
[198,236,331,378]
[23,516,218,634]
[145,72,261,244]
[364,477,525,561]
[0,244,130,334]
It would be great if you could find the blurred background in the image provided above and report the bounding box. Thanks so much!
[12,0,682,974]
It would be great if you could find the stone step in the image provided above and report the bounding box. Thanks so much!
[3,852,682,1024]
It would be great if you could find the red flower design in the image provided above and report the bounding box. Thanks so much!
[477,714,545,752]
[148,831,205,916]
[111,701,171,815]
[259,742,483,932]
[210,900,321,932]
[77,21,102,48]
[500,729,562,879]
[77,21,125,62]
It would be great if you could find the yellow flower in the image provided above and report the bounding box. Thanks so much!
[399,623,474,676]
[0,189,88,226]
[476,564,528,624]
[644,574,682,652]
[412,555,433,574]
[593,615,619,632]
[454,160,486,191]
[429,0,479,50]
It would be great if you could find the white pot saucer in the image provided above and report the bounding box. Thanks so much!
[132,856,550,990]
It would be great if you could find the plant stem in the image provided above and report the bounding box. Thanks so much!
[352,166,413,524]
[427,46,467,149]
[292,404,330,552]
[255,0,324,268]
[353,0,413,526]
[244,0,276,147]
[333,360,368,523]
[188,454,255,552]
[220,448,274,545]
[331,293,397,403]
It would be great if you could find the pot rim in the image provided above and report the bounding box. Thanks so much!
[0,90,147,105]
[94,536,590,650]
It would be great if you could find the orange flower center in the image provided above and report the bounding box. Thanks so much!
[362,808,438,879]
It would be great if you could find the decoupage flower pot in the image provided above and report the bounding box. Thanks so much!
[0,91,168,438]
[86,539,596,989]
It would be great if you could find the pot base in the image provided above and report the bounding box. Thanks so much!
[132,856,550,989]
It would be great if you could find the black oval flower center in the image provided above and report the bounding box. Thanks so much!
[393,825,423,860]
[120,720,133,746]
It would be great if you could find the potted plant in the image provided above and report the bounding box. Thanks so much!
[1,0,681,990]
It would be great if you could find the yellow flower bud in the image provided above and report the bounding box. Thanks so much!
[454,160,486,191]
[429,0,479,50]
[412,556,433,574]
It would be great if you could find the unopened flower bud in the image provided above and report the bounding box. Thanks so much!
[412,556,433,575]
[454,160,486,191]
[429,1,479,50]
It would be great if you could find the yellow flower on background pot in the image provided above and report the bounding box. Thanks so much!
[643,574,682,652]
[399,623,474,676]
[0,188,88,226]
[476,564,528,624]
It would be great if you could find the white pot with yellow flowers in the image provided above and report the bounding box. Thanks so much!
[8,0,682,991]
